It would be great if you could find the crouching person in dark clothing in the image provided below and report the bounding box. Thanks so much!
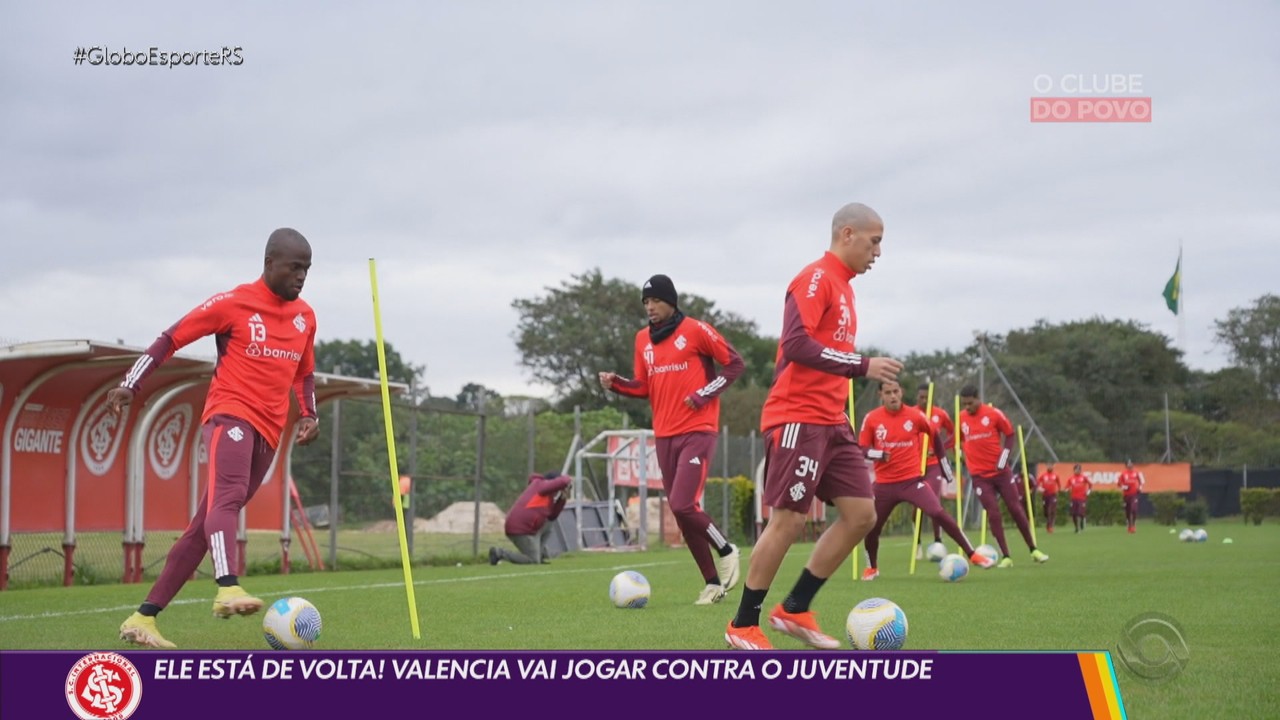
[489,471,571,565]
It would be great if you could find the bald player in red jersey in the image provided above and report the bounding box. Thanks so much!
[113,229,320,649]
[1117,460,1145,533]
[915,384,956,549]
[1066,464,1093,532]
[600,274,745,605]
[724,202,904,651]
[958,386,1049,568]
[858,381,993,579]
[1036,464,1062,533]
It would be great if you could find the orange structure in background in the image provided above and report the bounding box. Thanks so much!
[1034,462,1191,493]
[0,340,395,590]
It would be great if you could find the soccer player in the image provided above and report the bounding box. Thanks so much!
[724,202,904,650]
[1036,463,1062,534]
[1117,460,1145,533]
[915,384,955,551]
[1066,463,1093,532]
[114,229,319,648]
[600,274,745,605]
[958,386,1049,568]
[489,471,572,565]
[858,381,995,579]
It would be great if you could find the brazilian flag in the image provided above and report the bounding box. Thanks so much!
[1162,251,1181,315]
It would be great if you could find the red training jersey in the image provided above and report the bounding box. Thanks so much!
[1066,473,1092,501]
[859,405,944,484]
[919,404,955,466]
[1117,470,1144,497]
[958,404,1014,476]
[610,316,744,438]
[121,278,317,448]
[760,251,869,430]
[1036,471,1061,495]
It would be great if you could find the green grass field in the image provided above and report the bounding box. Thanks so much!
[2,523,1277,719]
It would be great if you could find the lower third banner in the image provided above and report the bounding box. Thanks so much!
[0,649,1127,719]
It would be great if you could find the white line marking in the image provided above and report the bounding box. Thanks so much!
[0,560,681,623]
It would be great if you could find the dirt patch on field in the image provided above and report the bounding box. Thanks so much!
[365,501,507,534]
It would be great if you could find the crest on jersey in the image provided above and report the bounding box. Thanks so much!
[293,313,307,333]
[981,416,990,427]
[674,335,687,350]
[903,419,914,432]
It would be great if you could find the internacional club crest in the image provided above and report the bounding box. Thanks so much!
[65,652,142,720]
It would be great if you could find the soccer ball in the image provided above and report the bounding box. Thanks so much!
[609,571,650,609]
[938,553,969,582]
[1193,528,1208,543]
[975,544,999,564]
[845,598,908,650]
[263,597,322,650]
[925,542,948,563]
[1178,529,1194,542]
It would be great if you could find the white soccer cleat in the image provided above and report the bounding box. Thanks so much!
[694,584,727,605]
[717,544,742,592]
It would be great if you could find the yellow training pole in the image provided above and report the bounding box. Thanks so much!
[369,258,421,640]
[1017,425,1038,546]
[909,382,935,574]
[954,394,964,553]
[849,376,860,576]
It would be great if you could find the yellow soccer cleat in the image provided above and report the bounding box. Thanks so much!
[212,585,264,619]
[119,612,176,649]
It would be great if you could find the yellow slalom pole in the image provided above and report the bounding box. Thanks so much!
[849,378,859,580]
[908,382,934,575]
[369,258,421,640]
[1017,425,1038,546]
[954,394,964,554]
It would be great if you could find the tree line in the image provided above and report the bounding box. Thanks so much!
[511,271,1278,467]
[291,281,1279,522]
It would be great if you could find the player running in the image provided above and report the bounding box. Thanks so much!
[600,274,745,605]
[859,380,995,579]
[958,387,1049,568]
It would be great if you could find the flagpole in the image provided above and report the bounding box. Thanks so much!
[1177,239,1185,353]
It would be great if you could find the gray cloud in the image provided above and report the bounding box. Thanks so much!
[2,1,1277,399]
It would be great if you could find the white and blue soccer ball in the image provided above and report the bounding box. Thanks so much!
[939,553,969,582]
[263,597,322,650]
[1193,528,1208,543]
[846,597,909,650]
[609,571,650,609]
[1178,529,1194,542]
[974,544,999,564]
[925,542,949,563]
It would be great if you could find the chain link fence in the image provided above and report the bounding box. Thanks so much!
[0,392,1040,588]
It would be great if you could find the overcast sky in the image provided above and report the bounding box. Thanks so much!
[2,2,1277,400]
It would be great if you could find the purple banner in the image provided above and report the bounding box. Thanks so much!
[2,650,1099,719]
